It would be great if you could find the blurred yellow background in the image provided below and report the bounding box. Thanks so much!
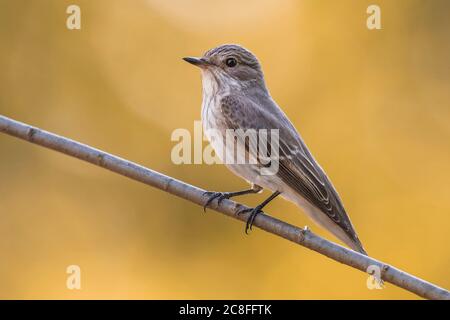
[0,0,449,299]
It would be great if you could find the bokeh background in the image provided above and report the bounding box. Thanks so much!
[0,0,449,299]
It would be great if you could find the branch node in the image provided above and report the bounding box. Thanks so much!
[27,127,37,141]
[164,177,173,192]
[298,226,310,243]
[381,264,390,277]
[97,153,106,166]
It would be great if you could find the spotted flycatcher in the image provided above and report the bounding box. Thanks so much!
[183,44,367,255]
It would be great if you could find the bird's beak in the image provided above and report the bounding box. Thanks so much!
[183,57,210,68]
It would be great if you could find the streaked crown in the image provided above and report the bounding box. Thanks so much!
[203,44,261,71]
[184,44,267,91]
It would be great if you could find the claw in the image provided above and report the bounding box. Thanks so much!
[203,191,219,212]
[236,206,249,216]
[235,190,280,234]
[247,207,263,233]
[202,191,231,212]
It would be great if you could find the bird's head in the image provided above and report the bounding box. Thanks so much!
[183,44,267,94]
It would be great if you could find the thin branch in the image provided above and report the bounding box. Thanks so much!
[0,114,448,300]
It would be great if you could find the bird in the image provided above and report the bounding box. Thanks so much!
[183,44,367,255]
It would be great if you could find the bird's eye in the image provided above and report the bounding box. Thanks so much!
[225,57,237,67]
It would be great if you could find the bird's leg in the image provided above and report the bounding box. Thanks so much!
[237,190,281,234]
[202,184,262,212]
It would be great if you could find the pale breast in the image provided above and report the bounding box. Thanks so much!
[201,93,226,160]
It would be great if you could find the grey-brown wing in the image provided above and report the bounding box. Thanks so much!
[220,95,359,241]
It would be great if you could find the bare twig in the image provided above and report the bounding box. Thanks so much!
[0,114,448,300]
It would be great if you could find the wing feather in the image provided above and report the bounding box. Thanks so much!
[220,95,361,242]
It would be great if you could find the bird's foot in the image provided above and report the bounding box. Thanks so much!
[202,191,234,212]
[237,205,264,234]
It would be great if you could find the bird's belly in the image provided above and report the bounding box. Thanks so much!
[225,163,285,191]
